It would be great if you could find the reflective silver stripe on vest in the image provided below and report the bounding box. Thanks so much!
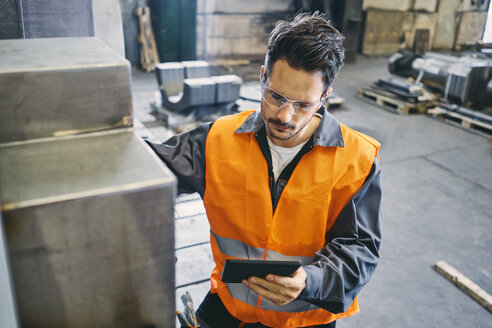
[212,231,321,312]
[227,282,321,313]
[260,297,321,312]
[265,249,313,266]
[226,282,259,308]
[211,231,264,259]
[211,231,314,265]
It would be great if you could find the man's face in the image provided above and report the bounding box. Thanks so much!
[260,59,328,148]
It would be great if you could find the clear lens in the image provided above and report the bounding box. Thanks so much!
[262,87,322,113]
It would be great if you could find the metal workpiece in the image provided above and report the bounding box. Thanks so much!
[185,77,217,105]
[159,77,216,112]
[390,51,492,105]
[0,130,177,327]
[212,75,243,103]
[0,37,132,143]
[487,79,492,103]
[156,60,242,111]
[182,60,211,78]
[156,62,185,96]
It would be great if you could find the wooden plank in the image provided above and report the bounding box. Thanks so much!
[135,6,159,72]
[435,261,492,313]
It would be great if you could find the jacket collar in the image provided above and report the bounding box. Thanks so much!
[234,106,345,148]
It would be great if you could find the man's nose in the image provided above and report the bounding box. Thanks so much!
[277,102,295,123]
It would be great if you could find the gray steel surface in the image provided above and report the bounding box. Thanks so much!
[0,130,169,209]
[0,37,132,143]
[1,130,176,327]
[182,60,210,78]
[409,52,491,104]
[156,61,241,111]
[92,0,126,58]
[0,212,19,328]
[20,0,125,57]
[212,74,242,104]
[159,77,217,111]
[156,62,185,96]
[21,0,93,38]
[185,77,217,106]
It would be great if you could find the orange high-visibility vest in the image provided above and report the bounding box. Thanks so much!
[203,110,380,327]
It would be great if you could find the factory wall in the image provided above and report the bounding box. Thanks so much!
[195,0,292,60]
[361,0,490,55]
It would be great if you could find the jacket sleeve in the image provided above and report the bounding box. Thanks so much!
[145,122,212,197]
[298,157,382,313]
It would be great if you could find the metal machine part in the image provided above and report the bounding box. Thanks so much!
[486,79,492,104]
[156,60,242,111]
[0,37,177,327]
[1,131,176,328]
[156,62,186,97]
[389,51,492,105]
[182,60,211,78]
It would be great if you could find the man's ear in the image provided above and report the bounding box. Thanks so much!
[323,87,333,99]
[260,65,266,84]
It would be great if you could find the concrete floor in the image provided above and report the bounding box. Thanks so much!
[131,56,492,327]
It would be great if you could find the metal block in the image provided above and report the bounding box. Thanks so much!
[184,77,217,106]
[160,77,217,111]
[445,58,490,104]
[212,74,242,103]
[182,60,210,78]
[0,130,176,327]
[0,37,132,143]
[21,0,125,57]
[157,60,242,111]
[155,62,185,96]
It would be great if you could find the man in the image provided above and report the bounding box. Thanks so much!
[148,12,382,328]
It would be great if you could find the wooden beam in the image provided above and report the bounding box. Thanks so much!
[435,261,492,313]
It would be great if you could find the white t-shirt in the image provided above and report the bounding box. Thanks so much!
[267,137,309,182]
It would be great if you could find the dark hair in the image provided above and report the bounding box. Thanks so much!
[264,12,345,92]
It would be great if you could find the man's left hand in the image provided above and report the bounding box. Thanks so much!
[242,267,307,306]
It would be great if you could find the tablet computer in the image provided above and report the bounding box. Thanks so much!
[221,259,302,283]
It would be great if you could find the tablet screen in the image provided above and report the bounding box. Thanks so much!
[221,259,301,283]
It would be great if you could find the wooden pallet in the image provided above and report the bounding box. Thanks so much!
[135,6,159,72]
[324,95,345,110]
[427,107,492,137]
[357,87,433,115]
